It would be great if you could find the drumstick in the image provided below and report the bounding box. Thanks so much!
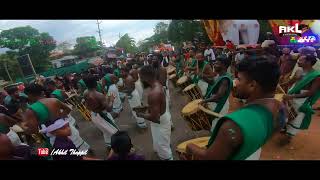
[277,84,286,94]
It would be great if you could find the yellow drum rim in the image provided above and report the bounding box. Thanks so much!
[176,136,210,153]
[177,76,188,85]
[183,84,196,92]
[274,93,284,102]
[181,99,203,116]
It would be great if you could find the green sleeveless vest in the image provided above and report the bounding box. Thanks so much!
[205,73,233,113]
[51,89,64,102]
[192,61,208,83]
[207,104,274,160]
[28,101,50,125]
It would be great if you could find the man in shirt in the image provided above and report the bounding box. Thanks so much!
[204,44,216,64]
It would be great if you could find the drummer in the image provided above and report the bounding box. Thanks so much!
[194,52,216,97]
[83,74,118,149]
[184,49,198,83]
[184,56,282,160]
[282,54,320,143]
[122,67,147,129]
[200,54,233,132]
[151,54,174,129]
[45,80,91,152]
[134,65,173,160]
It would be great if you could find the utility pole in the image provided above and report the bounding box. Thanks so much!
[96,20,103,46]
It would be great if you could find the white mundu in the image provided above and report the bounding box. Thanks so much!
[150,111,173,160]
[197,79,208,97]
[127,82,147,128]
[90,111,118,147]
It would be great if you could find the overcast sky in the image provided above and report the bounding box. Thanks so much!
[0,20,169,48]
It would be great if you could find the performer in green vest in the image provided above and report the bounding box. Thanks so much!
[194,52,216,97]
[184,49,198,83]
[24,83,74,160]
[78,72,103,95]
[201,55,233,132]
[282,54,320,143]
[183,56,282,160]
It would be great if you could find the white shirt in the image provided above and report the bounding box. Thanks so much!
[235,53,245,62]
[107,84,122,113]
[204,48,215,61]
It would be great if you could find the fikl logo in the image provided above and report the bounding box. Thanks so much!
[37,148,49,156]
[279,23,308,37]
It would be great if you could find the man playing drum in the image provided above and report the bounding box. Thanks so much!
[200,55,233,132]
[282,54,320,143]
[194,52,216,97]
[121,67,147,129]
[83,74,118,149]
[151,54,173,129]
[183,56,282,160]
[135,66,173,160]
[45,79,91,152]
[278,48,297,92]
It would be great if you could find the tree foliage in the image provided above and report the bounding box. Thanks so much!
[138,20,210,52]
[0,26,56,74]
[115,34,138,54]
[73,36,100,58]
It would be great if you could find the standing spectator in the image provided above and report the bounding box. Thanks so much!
[204,44,216,64]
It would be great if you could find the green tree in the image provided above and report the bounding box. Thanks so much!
[168,20,210,45]
[0,53,21,81]
[115,34,138,54]
[0,26,56,73]
[73,36,100,58]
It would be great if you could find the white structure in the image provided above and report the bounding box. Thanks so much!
[219,20,260,45]
[51,56,78,68]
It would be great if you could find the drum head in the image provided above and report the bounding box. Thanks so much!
[183,84,196,92]
[177,76,188,85]
[181,99,202,116]
[169,74,176,79]
[274,93,284,102]
[176,136,210,153]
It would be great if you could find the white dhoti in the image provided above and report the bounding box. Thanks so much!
[128,89,147,128]
[7,129,22,146]
[245,148,262,160]
[136,79,144,102]
[150,111,173,160]
[90,111,118,147]
[207,99,230,132]
[66,116,90,151]
[286,97,308,137]
[197,79,208,97]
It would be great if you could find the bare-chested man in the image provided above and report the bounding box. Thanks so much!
[151,54,173,129]
[134,65,173,160]
[83,74,118,148]
[121,67,147,129]
[278,48,297,92]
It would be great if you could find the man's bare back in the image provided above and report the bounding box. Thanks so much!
[147,82,166,119]
[158,67,167,87]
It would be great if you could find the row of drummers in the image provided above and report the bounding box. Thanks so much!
[167,54,290,158]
